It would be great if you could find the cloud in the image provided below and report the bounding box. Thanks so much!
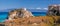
[36,7,48,10]
[36,8,41,9]
[28,8,35,9]
[43,8,48,10]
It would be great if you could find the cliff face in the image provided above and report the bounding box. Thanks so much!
[8,8,34,20]
[5,16,60,26]
[17,8,34,18]
[47,5,60,16]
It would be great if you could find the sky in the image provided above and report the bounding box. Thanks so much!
[0,0,60,12]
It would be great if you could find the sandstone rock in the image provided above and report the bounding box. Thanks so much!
[5,16,55,26]
[8,10,17,20]
[47,5,60,16]
[8,8,34,20]
[17,8,34,18]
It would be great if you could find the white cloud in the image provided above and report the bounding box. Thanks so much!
[43,8,48,10]
[28,8,35,9]
[58,4,60,6]
[36,8,41,9]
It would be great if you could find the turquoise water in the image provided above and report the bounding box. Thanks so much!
[0,14,8,22]
[32,12,46,16]
[33,14,46,16]
[0,12,46,23]
[0,12,8,23]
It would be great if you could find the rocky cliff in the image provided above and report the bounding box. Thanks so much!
[8,8,34,20]
[5,8,60,26]
[47,5,60,16]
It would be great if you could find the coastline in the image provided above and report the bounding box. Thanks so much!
[4,16,60,26]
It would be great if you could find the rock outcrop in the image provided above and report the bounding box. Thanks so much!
[16,8,34,18]
[47,5,60,16]
[5,8,60,26]
[8,8,34,20]
[4,5,60,26]
[5,16,57,26]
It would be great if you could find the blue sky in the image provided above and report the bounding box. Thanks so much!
[0,0,60,12]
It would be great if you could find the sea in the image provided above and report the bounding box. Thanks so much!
[0,12,46,23]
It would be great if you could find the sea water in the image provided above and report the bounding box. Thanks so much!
[0,12,46,23]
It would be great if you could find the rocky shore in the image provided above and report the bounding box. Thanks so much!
[3,8,60,26]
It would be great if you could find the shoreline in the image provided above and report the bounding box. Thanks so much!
[0,16,60,26]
